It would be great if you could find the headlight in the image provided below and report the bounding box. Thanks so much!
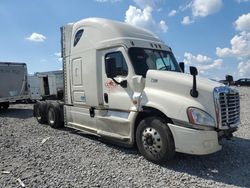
[187,107,215,127]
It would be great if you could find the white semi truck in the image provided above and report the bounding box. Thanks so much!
[0,62,30,109]
[33,18,240,163]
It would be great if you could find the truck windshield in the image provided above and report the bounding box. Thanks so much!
[128,47,181,77]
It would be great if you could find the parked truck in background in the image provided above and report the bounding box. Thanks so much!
[0,62,29,109]
[28,70,63,101]
[33,18,240,163]
[235,78,250,86]
[28,75,42,101]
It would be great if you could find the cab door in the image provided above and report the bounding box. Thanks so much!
[101,47,135,111]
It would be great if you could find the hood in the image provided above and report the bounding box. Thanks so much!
[143,70,224,122]
[145,70,223,99]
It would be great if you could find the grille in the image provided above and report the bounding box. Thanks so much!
[219,91,240,127]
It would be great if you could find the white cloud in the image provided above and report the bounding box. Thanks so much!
[216,31,250,59]
[54,52,62,62]
[26,33,46,42]
[181,16,194,25]
[125,6,154,30]
[216,13,250,77]
[192,0,223,17]
[179,0,222,25]
[184,52,212,64]
[179,1,192,12]
[133,0,165,9]
[216,47,231,57]
[238,60,250,77]
[183,52,222,74]
[125,5,168,33]
[235,13,250,31]
[168,10,177,17]
[159,20,168,32]
[198,59,223,71]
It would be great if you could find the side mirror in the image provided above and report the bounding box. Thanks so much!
[179,62,185,73]
[190,66,198,76]
[105,58,117,78]
[189,66,198,98]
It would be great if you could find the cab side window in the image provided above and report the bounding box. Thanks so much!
[105,52,128,76]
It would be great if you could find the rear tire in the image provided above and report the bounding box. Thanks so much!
[47,103,63,129]
[136,116,175,164]
[33,101,47,124]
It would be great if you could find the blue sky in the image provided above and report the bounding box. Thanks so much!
[0,0,249,80]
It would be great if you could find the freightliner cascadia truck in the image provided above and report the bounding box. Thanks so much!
[33,18,240,163]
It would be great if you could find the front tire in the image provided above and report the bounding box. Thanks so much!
[136,116,175,164]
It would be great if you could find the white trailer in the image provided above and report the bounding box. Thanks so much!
[0,62,29,109]
[33,18,240,163]
[28,70,63,100]
[28,75,42,101]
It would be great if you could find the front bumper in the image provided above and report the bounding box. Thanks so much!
[168,123,222,155]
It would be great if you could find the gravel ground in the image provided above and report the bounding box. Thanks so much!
[0,87,250,188]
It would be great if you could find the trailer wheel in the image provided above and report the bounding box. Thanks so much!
[136,116,175,164]
[47,103,63,129]
[33,101,47,124]
[2,102,9,110]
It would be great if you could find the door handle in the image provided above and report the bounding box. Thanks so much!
[104,93,108,103]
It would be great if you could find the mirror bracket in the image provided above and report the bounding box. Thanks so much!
[111,78,127,88]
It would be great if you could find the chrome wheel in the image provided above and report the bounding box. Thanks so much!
[142,127,162,156]
[36,108,42,121]
[136,117,175,163]
[48,108,55,125]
